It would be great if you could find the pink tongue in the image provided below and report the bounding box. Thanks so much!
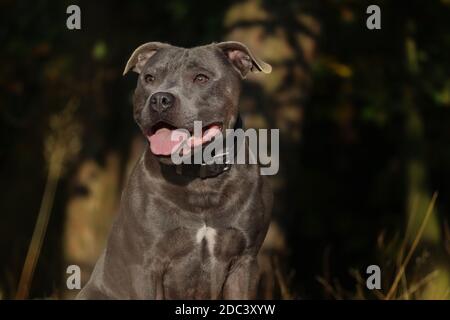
[148,125,222,156]
[148,128,188,156]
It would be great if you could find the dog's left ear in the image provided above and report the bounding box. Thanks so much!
[216,41,272,78]
[123,42,170,75]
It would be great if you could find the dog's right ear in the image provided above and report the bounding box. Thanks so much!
[123,42,170,75]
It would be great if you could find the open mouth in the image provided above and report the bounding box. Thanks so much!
[146,121,222,156]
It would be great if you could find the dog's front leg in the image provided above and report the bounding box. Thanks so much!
[146,256,167,300]
[148,272,165,300]
[222,255,259,299]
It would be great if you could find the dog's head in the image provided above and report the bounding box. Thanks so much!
[123,41,271,163]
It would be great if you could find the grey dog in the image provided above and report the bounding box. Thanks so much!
[77,41,273,299]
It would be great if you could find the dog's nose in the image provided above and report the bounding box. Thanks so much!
[149,92,175,113]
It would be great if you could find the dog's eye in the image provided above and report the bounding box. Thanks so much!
[144,74,155,83]
[194,74,209,84]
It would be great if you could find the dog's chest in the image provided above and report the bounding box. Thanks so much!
[155,224,246,263]
[186,190,222,208]
[195,224,217,256]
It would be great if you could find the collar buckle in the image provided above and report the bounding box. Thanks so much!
[198,151,231,179]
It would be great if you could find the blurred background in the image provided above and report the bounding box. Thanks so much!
[1,0,449,299]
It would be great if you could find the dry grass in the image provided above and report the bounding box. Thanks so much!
[317,191,450,300]
[15,100,81,300]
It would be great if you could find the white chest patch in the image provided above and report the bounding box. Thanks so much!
[196,225,217,256]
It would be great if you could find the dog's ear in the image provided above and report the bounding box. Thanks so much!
[123,42,170,75]
[216,41,272,78]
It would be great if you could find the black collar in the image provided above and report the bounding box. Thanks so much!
[163,116,243,179]
[173,152,232,179]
